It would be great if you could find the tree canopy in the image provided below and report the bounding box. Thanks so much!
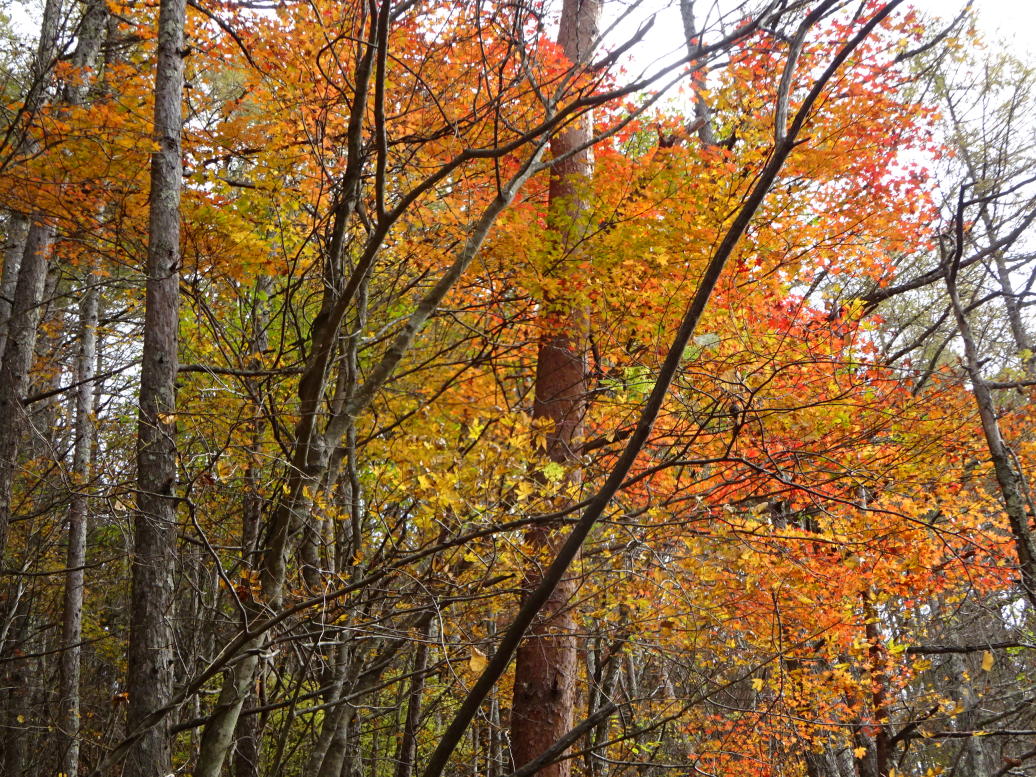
[1,1,1035,777]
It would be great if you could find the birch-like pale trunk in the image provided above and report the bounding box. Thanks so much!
[0,221,51,558]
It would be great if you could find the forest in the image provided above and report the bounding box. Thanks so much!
[1,0,1035,775]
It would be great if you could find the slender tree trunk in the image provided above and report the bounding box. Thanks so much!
[510,3,599,776]
[944,246,1036,609]
[2,590,30,777]
[124,0,185,770]
[393,619,433,777]
[57,266,98,777]
[55,10,107,772]
[230,280,271,777]
[863,593,890,777]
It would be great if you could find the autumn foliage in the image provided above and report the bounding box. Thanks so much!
[0,2,1033,777]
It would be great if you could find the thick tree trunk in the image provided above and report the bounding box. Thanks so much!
[510,2,600,775]
[0,213,29,353]
[0,0,69,554]
[124,0,185,771]
[0,221,53,557]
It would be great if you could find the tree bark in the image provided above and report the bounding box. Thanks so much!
[57,266,98,777]
[393,619,433,777]
[54,8,109,772]
[943,199,1036,610]
[0,213,29,354]
[0,0,69,556]
[0,221,52,558]
[124,0,185,771]
[510,2,600,776]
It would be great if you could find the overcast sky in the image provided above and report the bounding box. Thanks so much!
[911,0,1034,60]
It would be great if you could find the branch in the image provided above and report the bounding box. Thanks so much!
[418,6,905,777]
[906,641,1036,655]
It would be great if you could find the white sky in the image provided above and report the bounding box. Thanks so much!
[911,0,1035,60]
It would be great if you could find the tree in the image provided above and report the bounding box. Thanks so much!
[4,2,1031,777]
[125,0,186,771]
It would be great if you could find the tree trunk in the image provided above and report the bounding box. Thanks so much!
[57,265,98,777]
[0,0,68,555]
[944,244,1036,609]
[0,221,53,557]
[0,213,29,353]
[2,593,31,777]
[393,619,433,777]
[124,0,185,770]
[510,2,600,775]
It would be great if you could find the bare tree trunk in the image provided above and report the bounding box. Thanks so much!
[57,266,98,777]
[1,589,31,777]
[0,0,67,556]
[124,0,185,770]
[0,214,29,352]
[943,216,1036,609]
[510,3,599,776]
[393,619,433,777]
[229,278,271,777]
[54,10,108,772]
[0,221,53,557]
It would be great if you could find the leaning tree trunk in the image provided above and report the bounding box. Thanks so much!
[509,2,600,776]
[943,221,1036,611]
[124,0,185,771]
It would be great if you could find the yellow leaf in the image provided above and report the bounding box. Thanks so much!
[751,677,764,691]
[853,747,867,758]
[469,646,488,673]
[16,714,24,723]
[981,651,994,671]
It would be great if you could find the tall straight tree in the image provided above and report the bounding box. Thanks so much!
[125,0,186,771]
[0,0,63,562]
[510,1,601,775]
[55,4,108,774]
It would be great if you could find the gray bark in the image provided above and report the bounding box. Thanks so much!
[54,9,108,770]
[124,0,185,770]
[393,620,433,777]
[0,213,29,353]
[57,266,98,777]
[943,229,1036,608]
[0,221,53,557]
[0,0,106,559]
